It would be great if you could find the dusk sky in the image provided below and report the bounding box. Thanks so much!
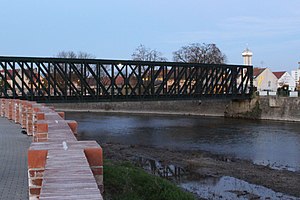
[1,0,299,72]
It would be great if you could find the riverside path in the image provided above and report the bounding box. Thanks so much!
[0,117,31,199]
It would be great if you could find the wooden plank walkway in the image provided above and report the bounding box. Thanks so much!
[1,99,103,200]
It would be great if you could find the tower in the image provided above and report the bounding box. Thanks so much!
[242,48,253,66]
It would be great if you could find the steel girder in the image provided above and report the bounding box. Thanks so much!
[0,56,253,102]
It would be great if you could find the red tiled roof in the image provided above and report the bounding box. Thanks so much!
[273,71,286,79]
[0,69,20,80]
[96,76,125,86]
[0,69,39,81]
[253,68,266,77]
[115,76,124,85]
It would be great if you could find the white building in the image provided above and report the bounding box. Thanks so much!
[273,71,296,91]
[253,68,278,92]
[291,67,300,88]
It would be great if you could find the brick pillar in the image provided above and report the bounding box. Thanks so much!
[12,99,21,123]
[11,100,16,121]
[0,99,5,117]
[84,148,104,193]
[36,112,45,120]
[28,150,48,200]
[21,101,28,129]
[26,103,34,136]
[26,102,38,136]
[57,112,65,119]
[5,99,13,120]
[15,99,21,124]
[33,121,48,142]
[67,120,78,135]
[18,100,23,124]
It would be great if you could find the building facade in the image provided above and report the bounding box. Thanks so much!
[291,68,300,89]
[273,71,296,91]
[253,68,278,91]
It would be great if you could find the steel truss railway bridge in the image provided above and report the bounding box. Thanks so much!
[0,56,253,103]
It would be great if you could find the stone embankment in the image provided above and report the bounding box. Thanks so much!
[50,96,300,122]
[0,99,103,200]
[225,96,300,121]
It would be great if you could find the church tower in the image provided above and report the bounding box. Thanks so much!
[242,48,253,66]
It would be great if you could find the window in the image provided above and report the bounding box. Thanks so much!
[268,81,271,87]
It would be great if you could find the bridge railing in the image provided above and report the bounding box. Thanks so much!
[0,56,253,102]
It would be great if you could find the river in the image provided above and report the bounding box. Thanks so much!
[66,111,300,172]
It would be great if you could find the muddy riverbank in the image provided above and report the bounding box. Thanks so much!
[103,143,300,198]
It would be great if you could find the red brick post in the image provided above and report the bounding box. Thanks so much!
[5,99,13,120]
[57,112,65,119]
[28,150,48,200]
[36,112,45,120]
[66,120,78,135]
[0,98,5,117]
[14,99,21,124]
[84,148,104,193]
[26,103,34,135]
[20,100,28,129]
[33,121,48,142]
[26,102,39,136]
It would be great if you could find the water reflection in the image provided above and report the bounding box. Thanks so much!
[66,112,300,171]
[134,156,187,179]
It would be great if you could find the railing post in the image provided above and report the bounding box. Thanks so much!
[28,150,48,200]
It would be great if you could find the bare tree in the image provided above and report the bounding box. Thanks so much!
[131,45,167,94]
[56,51,96,77]
[173,43,227,64]
[132,44,167,62]
[56,51,95,59]
[49,51,99,96]
[55,51,96,82]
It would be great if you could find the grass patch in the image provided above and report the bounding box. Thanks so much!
[103,160,195,200]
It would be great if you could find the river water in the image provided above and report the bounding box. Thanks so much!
[66,112,300,172]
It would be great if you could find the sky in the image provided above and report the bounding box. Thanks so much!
[0,0,299,72]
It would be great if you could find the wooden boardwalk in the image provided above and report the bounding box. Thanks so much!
[0,99,103,200]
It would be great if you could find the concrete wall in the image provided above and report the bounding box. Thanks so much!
[50,99,231,117]
[225,96,300,122]
[259,97,300,121]
[50,97,300,122]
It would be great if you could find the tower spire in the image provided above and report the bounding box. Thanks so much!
[242,47,253,66]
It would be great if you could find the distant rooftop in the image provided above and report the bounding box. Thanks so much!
[253,67,265,77]
[273,71,286,79]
